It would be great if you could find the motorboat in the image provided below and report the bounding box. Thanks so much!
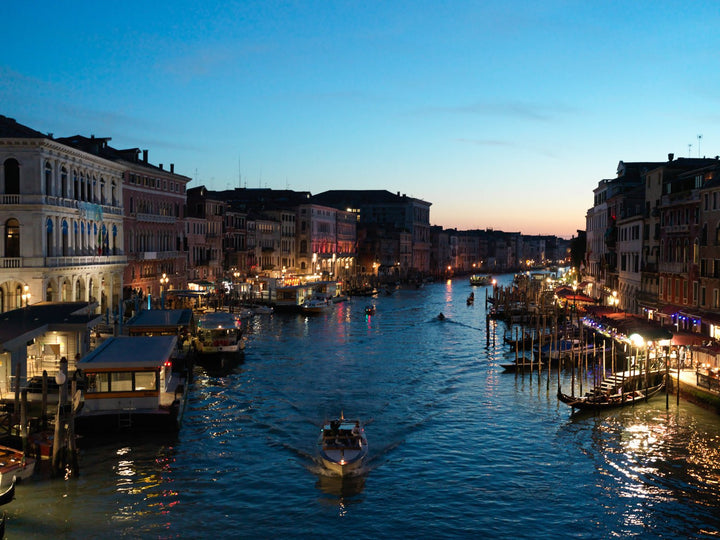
[75,335,188,434]
[194,311,245,354]
[365,304,376,315]
[318,416,368,476]
[0,445,35,489]
[301,298,330,315]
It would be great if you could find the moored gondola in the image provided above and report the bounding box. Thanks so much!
[558,379,665,411]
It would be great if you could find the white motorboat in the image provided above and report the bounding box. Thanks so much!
[300,298,330,315]
[318,416,368,476]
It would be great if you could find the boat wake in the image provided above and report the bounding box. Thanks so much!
[430,316,484,332]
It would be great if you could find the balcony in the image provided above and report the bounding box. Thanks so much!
[45,255,127,268]
[135,213,177,224]
[0,195,122,216]
[659,262,688,274]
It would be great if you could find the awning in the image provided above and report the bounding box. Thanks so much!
[671,332,706,346]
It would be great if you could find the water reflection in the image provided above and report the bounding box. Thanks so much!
[316,472,366,515]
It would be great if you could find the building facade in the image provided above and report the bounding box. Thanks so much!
[0,116,126,315]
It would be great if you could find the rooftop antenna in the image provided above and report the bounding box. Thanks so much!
[698,134,703,157]
[688,143,692,157]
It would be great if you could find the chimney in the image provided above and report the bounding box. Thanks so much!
[170,163,174,173]
[143,149,148,163]
[159,163,163,170]
[668,153,674,161]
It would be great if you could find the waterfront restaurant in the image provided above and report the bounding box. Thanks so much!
[0,302,101,398]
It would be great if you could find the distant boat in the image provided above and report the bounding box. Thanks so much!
[469,274,492,286]
[301,298,330,314]
[365,305,376,315]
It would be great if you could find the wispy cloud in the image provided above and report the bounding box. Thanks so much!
[455,138,514,147]
[409,100,578,122]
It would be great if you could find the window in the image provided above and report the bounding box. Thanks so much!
[3,159,20,194]
[135,371,157,390]
[5,218,20,257]
[111,372,133,392]
[61,167,68,198]
[45,162,52,196]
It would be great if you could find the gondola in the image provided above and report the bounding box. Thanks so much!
[557,380,665,411]
[0,481,15,507]
[501,360,545,372]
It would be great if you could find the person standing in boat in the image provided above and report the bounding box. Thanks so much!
[352,421,361,447]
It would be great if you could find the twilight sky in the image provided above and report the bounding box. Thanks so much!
[3,1,719,237]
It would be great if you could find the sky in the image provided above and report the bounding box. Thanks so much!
[3,1,719,238]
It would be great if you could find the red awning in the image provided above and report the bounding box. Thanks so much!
[672,332,706,346]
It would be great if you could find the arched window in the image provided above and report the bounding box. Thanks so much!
[14,284,22,309]
[61,167,68,198]
[5,218,20,258]
[74,222,79,255]
[46,218,53,257]
[61,219,69,256]
[92,176,98,203]
[46,282,53,302]
[111,181,117,206]
[73,170,79,200]
[75,279,82,302]
[112,224,117,255]
[101,224,108,255]
[80,173,86,201]
[100,177,106,204]
[45,162,53,196]
[3,159,20,194]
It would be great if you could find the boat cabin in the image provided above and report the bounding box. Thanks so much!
[78,335,182,415]
[194,312,243,353]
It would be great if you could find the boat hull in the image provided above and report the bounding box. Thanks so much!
[319,446,368,476]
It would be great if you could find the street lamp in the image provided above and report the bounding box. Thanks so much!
[611,290,618,311]
[21,285,31,307]
[160,273,169,309]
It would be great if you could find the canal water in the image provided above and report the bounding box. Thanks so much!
[7,275,720,538]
